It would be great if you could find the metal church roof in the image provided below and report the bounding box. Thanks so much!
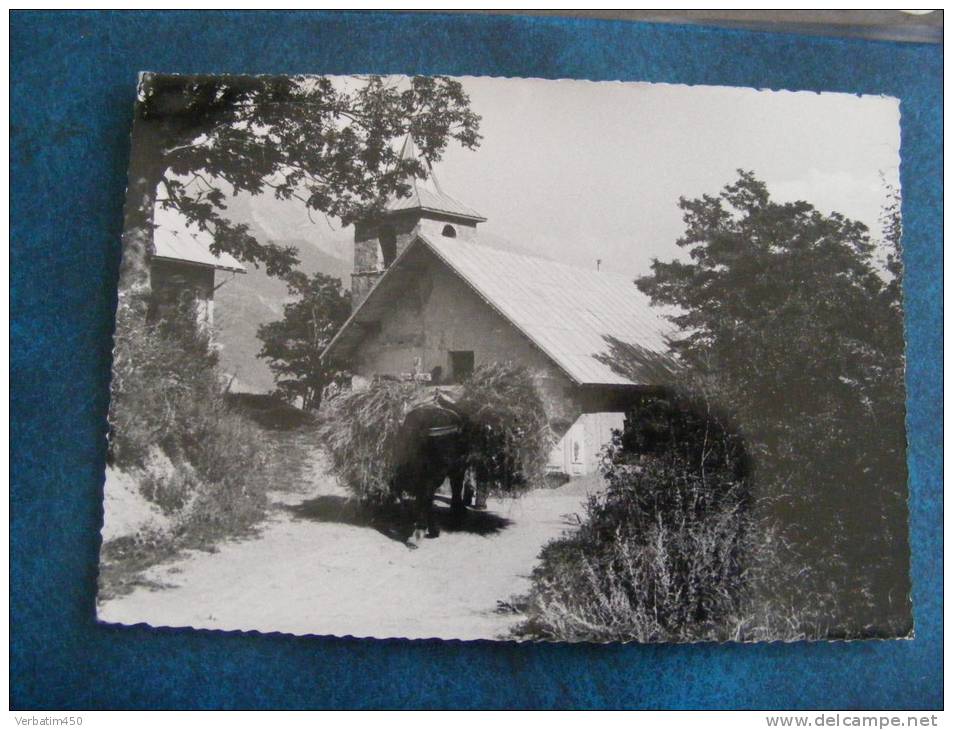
[383,182,486,222]
[152,206,247,273]
[383,136,486,223]
[325,233,677,387]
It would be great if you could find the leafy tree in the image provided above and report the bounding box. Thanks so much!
[257,272,351,411]
[120,73,482,294]
[879,178,903,311]
[635,171,909,634]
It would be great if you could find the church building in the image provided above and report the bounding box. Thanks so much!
[322,138,674,476]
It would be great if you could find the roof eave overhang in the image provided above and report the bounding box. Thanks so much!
[381,205,487,223]
[152,254,246,274]
[574,381,666,391]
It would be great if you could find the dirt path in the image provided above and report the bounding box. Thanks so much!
[97,447,595,641]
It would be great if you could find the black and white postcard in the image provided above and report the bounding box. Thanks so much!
[98,73,910,643]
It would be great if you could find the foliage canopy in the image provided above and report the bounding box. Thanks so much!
[121,73,482,289]
[633,171,908,633]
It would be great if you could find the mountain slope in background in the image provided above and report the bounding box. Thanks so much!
[216,219,350,393]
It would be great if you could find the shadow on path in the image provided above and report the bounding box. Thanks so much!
[283,494,513,545]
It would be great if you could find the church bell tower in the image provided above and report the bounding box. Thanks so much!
[351,135,486,309]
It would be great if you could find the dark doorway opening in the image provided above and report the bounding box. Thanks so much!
[449,350,475,383]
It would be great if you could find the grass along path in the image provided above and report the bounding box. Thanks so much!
[97,413,314,603]
[97,438,595,641]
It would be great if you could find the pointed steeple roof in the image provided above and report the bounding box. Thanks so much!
[383,135,486,222]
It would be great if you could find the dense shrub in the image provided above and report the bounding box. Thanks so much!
[632,173,910,635]
[138,449,197,515]
[107,294,272,538]
[108,294,216,470]
[514,393,828,643]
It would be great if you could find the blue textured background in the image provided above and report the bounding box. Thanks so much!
[10,11,942,709]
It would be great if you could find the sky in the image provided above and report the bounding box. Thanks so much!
[240,75,901,279]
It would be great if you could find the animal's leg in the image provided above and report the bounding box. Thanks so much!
[416,488,439,539]
[473,482,488,510]
[413,493,426,542]
[469,465,490,510]
[426,502,440,539]
[450,470,466,526]
[463,474,474,507]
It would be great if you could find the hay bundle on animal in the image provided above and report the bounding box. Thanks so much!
[457,362,552,497]
[319,379,421,504]
[320,363,552,539]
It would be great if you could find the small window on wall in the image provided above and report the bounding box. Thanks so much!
[449,350,474,383]
[441,224,457,238]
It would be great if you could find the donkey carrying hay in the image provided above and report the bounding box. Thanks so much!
[320,362,552,544]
